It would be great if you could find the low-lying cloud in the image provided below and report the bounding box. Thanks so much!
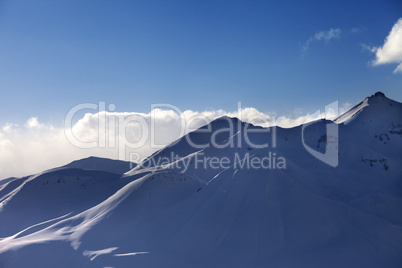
[0,104,350,180]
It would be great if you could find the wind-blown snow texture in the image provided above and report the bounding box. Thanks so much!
[0,92,401,267]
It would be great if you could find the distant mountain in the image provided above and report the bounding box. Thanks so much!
[62,156,136,175]
[0,92,401,268]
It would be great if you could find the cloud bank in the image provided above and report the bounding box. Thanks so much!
[364,18,402,74]
[0,105,350,180]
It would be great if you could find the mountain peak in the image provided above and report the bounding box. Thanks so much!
[366,91,388,105]
[373,91,385,98]
[366,91,399,105]
[334,91,401,124]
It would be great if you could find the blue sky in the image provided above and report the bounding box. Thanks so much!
[0,0,401,126]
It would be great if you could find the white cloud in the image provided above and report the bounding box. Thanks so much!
[302,28,342,54]
[361,43,378,53]
[314,28,342,41]
[393,63,402,74]
[0,104,351,180]
[365,18,402,74]
[2,123,18,132]
[25,117,44,129]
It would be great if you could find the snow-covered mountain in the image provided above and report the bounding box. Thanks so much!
[62,156,136,175]
[0,92,401,267]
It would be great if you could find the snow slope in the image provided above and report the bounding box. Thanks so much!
[0,92,401,267]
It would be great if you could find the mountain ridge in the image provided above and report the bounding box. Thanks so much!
[0,92,401,267]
